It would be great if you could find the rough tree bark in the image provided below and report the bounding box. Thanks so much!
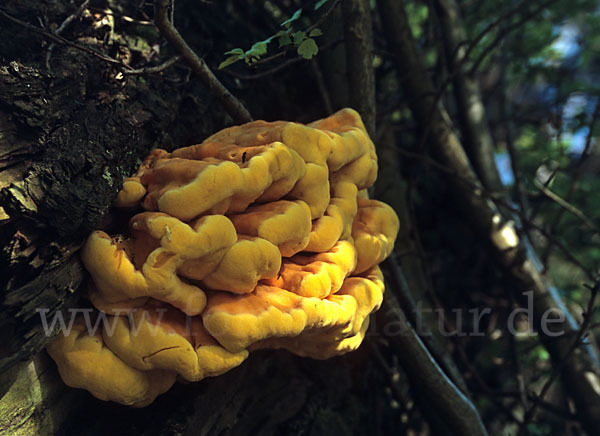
[341,0,375,137]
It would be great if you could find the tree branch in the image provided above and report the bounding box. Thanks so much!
[467,0,561,76]
[543,99,600,259]
[518,283,599,435]
[46,0,90,69]
[0,8,133,71]
[221,39,343,81]
[378,0,600,433]
[394,146,596,283]
[433,0,503,192]
[383,255,470,394]
[341,0,376,137]
[123,55,182,75]
[534,178,600,235]
[153,0,252,124]
[379,293,490,436]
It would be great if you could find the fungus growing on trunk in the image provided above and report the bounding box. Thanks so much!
[48,108,399,406]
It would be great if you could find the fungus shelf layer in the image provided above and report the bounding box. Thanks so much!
[47,108,399,406]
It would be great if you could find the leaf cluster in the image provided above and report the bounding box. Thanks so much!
[218,3,326,70]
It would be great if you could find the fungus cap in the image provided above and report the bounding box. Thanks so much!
[48,108,400,406]
[47,318,176,407]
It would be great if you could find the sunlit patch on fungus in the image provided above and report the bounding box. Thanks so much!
[47,108,400,406]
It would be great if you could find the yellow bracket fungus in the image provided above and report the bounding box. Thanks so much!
[47,108,400,406]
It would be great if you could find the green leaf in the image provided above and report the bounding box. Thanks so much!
[309,28,323,37]
[292,30,306,45]
[218,54,242,70]
[281,8,302,28]
[278,33,292,47]
[297,38,318,59]
[224,48,244,56]
[245,41,268,61]
[274,30,293,47]
[314,0,328,10]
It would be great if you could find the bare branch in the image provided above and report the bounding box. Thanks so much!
[434,0,503,191]
[87,7,154,26]
[46,0,90,69]
[123,55,182,75]
[413,0,560,161]
[468,0,561,76]
[153,0,252,124]
[543,99,600,259]
[395,147,597,280]
[55,0,90,36]
[0,8,133,71]
[534,179,600,235]
[380,292,490,436]
[518,284,599,434]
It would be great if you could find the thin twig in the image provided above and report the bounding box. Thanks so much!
[414,0,559,153]
[509,293,529,411]
[222,54,304,80]
[543,99,600,258]
[455,341,524,425]
[457,0,529,69]
[223,0,341,71]
[56,0,90,35]
[534,178,600,234]
[498,25,528,220]
[251,51,286,67]
[123,55,182,75]
[88,7,154,25]
[306,0,342,34]
[383,254,470,394]
[153,0,252,123]
[467,0,561,76]
[46,0,90,69]
[474,389,579,421]
[370,342,410,410]
[518,283,600,434]
[222,38,343,80]
[394,147,598,280]
[0,7,133,70]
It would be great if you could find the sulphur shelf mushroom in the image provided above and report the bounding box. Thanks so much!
[47,108,400,406]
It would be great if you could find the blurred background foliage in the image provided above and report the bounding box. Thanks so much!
[391,1,600,434]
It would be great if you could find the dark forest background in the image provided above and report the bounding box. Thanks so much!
[1,0,600,435]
